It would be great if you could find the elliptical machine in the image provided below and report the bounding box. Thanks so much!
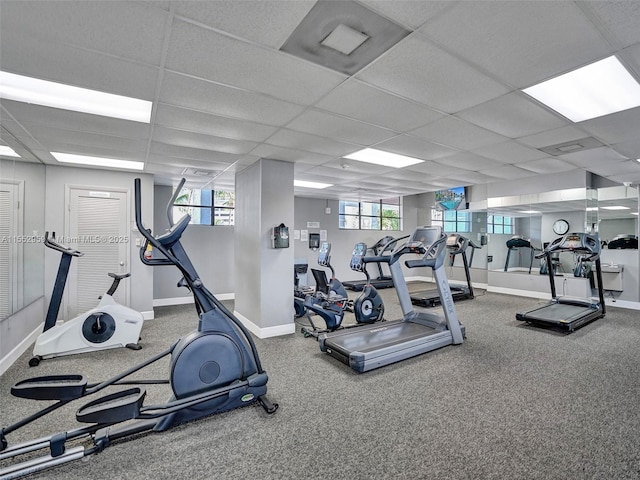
[0,178,277,479]
[29,233,143,367]
[300,242,384,338]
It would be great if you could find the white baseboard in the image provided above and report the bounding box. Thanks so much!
[233,310,295,338]
[153,293,234,308]
[604,298,640,310]
[487,286,551,300]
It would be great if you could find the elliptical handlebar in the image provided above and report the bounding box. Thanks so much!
[44,232,83,257]
[134,178,189,272]
[166,178,186,228]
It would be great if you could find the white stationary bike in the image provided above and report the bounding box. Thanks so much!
[29,232,144,367]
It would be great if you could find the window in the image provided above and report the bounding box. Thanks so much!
[487,215,513,234]
[173,188,235,226]
[339,198,401,231]
[430,209,471,233]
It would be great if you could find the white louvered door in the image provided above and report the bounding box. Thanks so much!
[65,188,128,319]
[0,183,19,318]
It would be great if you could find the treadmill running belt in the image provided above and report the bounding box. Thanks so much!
[518,302,598,324]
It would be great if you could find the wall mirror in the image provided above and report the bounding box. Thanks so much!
[0,157,46,320]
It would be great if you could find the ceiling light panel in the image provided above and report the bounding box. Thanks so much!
[522,56,640,122]
[0,145,20,157]
[344,148,424,168]
[0,71,152,123]
[294,179,333,189]
[52,152,144,170]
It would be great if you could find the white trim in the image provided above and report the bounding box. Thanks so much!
[234,310,295,338]
[152,293,234,307]
[0,323,41,376]
[487,285,551,300]
[406,275,488,290]
[141,310,155,320]
[604,299,640,310]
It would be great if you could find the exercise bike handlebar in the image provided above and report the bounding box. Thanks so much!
[44,232,83,257]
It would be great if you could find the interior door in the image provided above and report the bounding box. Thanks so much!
[0,182,20,318]
[65,187,129,318]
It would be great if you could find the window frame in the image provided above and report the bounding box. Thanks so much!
[172,188,235,226]
[339,198,402,231]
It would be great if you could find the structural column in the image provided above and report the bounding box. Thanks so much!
[234,158,295,337]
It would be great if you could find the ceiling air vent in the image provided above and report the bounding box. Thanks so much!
[538,137,605,156]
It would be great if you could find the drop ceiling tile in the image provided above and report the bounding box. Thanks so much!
[173,0,315,49]
[457,92,568,138]
[147,154,232,172]
[433,152,504,171]
[478,164,536,180]
[587,159,640,177]
[583,1,640,48]
[447,171,502,185]
[404,159,463,178]
[150,142,239,164]
[315,80,444,132]
[249,144,335,166]
[360,0,453,29]
[0,36,159,101]
[612,138,640,161]
[517,158,577,174]
[152,126,257,155]
[0,1,167,65]
[356,35,509,113]
[303,165,367,182]
[419,0,612,88]
[474,141,548,164]
[11,124,149,154]
[606,172,640,184]
[1,101,151,140]
[265,129,360,157]
[559,146,628,169]
[159,72,305,126]
[154,104,277,142]
[517,125,591,149]
[373,134,459,161]
[579,106,640,145]
[286,110,397,145]
[321,159,393,175]
[410,116,507,150]
[166,19,346,105]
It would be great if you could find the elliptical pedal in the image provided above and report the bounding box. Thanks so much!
[11,375,88,401]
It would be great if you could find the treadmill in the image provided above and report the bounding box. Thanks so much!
[342,235,408,291]
[318,226,465,373]
[504,236,540,274]
[410,233,480,307]
[516,232,605,332]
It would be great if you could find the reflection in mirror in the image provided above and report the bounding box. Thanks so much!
[0,157,46,320]
[597,185,638,243]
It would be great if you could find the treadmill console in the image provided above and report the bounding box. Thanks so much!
[317,242,331,267]
[350,243,367,272]
[445,234,466,253]
[548,233,600,255]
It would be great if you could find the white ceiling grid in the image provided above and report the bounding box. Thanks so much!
[1,0,640,200]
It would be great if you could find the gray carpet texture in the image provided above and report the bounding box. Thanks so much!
[1,288,640,480]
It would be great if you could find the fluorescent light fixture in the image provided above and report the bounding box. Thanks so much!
[0,71,152,123]
[52,152,144,170]
[600,205,630,210]
[632,212,639,216]
[522,56,640,122]
[294,179,333,189]
[585,207,599,212]
[520,210,541,214]
[320,24,369,55]
[344,148,424,168]
[0,145,20,157]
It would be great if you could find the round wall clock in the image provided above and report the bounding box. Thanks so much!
[553,219,570,235]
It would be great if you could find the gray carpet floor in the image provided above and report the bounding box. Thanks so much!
[2,287,640,480]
